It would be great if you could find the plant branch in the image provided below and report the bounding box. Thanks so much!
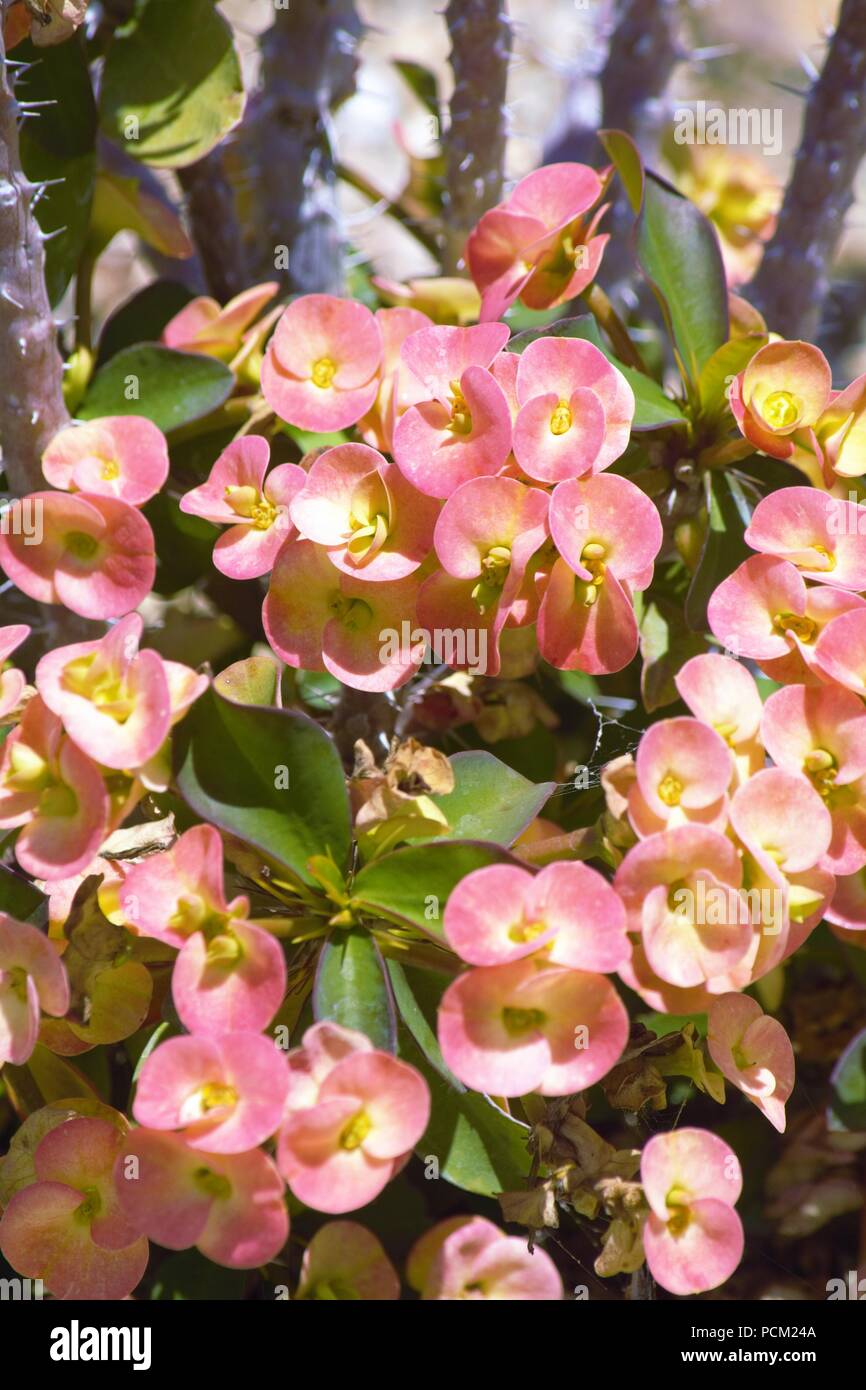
[231,0,361,295]
[177,148,249,302]
[442,0,512,274]
[0,15,69,497]
[746,0,866,339]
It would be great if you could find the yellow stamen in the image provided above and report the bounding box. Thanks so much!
[311,357,337,389]
[658,773,683,807]
[550,402,572,435]
[339,1111,372,1150]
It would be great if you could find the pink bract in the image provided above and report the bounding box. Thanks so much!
[513,337,634,482]
[641,1128,744,1296]
[42,416,169,507]
[261,293,383,431]
[0,490,155,619]
[0,912,69,1066]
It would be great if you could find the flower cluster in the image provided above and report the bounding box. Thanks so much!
[192,298,662,689]
[0,617,204,881]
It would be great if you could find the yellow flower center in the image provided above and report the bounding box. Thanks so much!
[328,593,374,632]
[658,773,683,807]
[100,456,120,481]
[339,1110,372,1151]
[772,611,816,643]
[508,918,548,944]
[761,390,799,430]
[502,1006,546,1036]
[550,401,572,435]
[63,530,99,561]
[447,379,473,435]
[311,356,337,389]
[193,1167,232,1201]
[803,747,838,795]
[809,543,836,571]
[198,1082,238,1112]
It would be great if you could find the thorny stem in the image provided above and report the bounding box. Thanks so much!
[232,0,361,295]
[442,0,512,274]
[0,12,69,497]
[747,0,866,339]
[178,150,249,302]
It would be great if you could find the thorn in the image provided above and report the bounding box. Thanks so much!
[40,225,67,242]
[0,286,23,309]
[691,43,740,61]
[15,99,58,109]
[767,80,811,98]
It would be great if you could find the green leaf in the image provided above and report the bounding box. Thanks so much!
[598,128,644,213]
[79,345,233,433]
[507,315,687,431]
[636,172,729,387]
[828,1025,866,1132]
[150,1249,246,1301]
[0,865,45,922]
[639,599,707,712]
[429,751,554,846]
[697,334,768,421]
[213,657,280,707]
[99,0,245,169]
[395,60,439,116]
[97,280,194,365]
[17,35,97,304]
[685,470,753,632]
[389,962,531,1197]
[314,929,396,1053]
[352,840,520,942]
[173,687,352,886]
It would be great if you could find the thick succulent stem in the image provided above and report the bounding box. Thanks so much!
[442,0,512,274]
[177,149,249,302]
[597,0,682,297]
[231,0,360,296]
[746,0,866,339]
[0,18,69,497]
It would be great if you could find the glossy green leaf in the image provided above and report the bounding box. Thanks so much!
[173,687,352,885]
[639,599,707,712]
[598,127,644,213]
[97,280,194,365]
[213,657,280,708]
[828,1025,866,1132]
[100,0,245,169]
[697,334,768,421]
[429,750,555,846]
[685,470,753,632]
[507,316,687,431]
[636,172,729,387]
[79,345,233,432]
[0,865,46,922]
[389,963,531,1197]
[352,840,520,942]
[17,35,97,304]
[314,929,396,1053]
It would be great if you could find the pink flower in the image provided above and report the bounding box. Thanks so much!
[744,486,866,591]
[0,1116,148,1300]
[289,442,438,581]
[538,473,662,673]
[359,306,433,453]
[613,826,751,989]
[133,1032,289,1154]
[813,607,866,695]
[264,538,424,691]
[761,684,866,873]
[0,623,29,721]
[641,1128,744,1295]
[443,861,629,971]
[115,1128,288,1268]
[438,957,628,1097]
[408,1215,563,1300]
[707,553,866,676]
[707,994,795,1133]
[35,613,199,773]
[0,913,69,1065]
[392,323,513,498]
[467,163,609,322]
[42,417,169,508]
[729,339,832,484]
[413,475,549,676]
[261,294,383,431]
[512,337,634,482]
[296,1220,400,1300]
[162,282,279,361]
[277,1022,430,1214]
[119,825,286,1035]
[0,695,109,880]
[628,717,733,838]
[674,654,764,782]
[179,436,305,580]
[0,491,155,620]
